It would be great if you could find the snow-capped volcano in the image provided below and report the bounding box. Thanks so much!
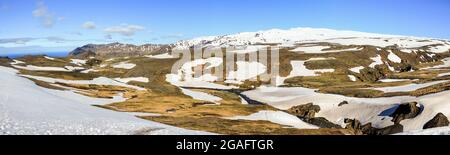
[175,27,450,52]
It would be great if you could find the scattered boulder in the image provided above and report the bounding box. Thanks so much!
[287,103,320,119]
[390,102,422,124]
[338,101,349,107]
[344,118,364,135]
[86,58,102,66]
[307,117,342,129]
[398,64,414,72]
[287,103,342,128]
[358,67,385,82]
[423,113,450,129]
[344,118,403,135]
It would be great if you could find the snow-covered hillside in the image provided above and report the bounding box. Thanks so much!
[175,27,450,53]
[0,66,210,135]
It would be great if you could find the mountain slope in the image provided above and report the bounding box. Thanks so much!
[174,27,450,52]
[69,42,172,59]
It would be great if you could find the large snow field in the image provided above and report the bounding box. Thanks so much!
[176,27,450,52]
[0,66,211,135]
[21,74,146,90]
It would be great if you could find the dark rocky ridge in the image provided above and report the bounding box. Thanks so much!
[287,103,342,129]
[69,42,173,59]
[390,102,423,124]
[344,118,403,135]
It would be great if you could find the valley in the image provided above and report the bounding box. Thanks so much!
[1,28,450,135]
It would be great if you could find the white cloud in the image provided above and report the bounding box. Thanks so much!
[104,34,112,40]
[32,2,63,28]
[0,38,36,44]
[82,21,96,29]
[104,24,145,36]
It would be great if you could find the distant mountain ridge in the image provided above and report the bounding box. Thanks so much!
[69,42,172,58]
[69,27,450,58]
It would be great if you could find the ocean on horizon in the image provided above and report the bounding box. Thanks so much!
[0,51,69,59]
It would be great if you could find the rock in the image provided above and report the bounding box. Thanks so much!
[287,103,342,128]
[344,118,403,135]
[358,67,385,82]
[306,117,342,129]
[287,103,321,119]
[372,124,403,135]
[338,101,349,107]
[398,64,414,72]
[86,58,102,66]
[390,102,422,124]
[423,113,450,129]
[166,108,176,113]
[344,118,364,135]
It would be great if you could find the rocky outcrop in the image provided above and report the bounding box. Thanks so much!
[358,67,386,82]
[307,117,342,129]
[86,58,102,67]
[344,118,403,135]
[69,42,172,59]
[423,113,450,129]
[338,101,349,107]
[287,103,342,128]
[287,103,320,118]
[390,102,423,124]
[0,57,12,67]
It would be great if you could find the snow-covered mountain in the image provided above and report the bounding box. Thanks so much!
[174,27,450,53]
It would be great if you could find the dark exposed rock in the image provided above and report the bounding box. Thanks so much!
[307,117,342,129]
[344,118,403,135]
[390,102,423,124]
[423,113,450,129]
[86,58,102,66]
[358,67,385,82]
[287,103,321,118]
[286,103,342,128]
[398,64,414,72]
[338,101,349,107]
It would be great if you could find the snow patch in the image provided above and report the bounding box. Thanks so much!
[372,80,449,93]
[350,66,365,73]
[114,77,149,83]
[71,59,87,66]
[146,53,175,59]
[387,50,402,63]
[112,62,136,69]
[180,88,222,103]
[369,55,384,68]
[21,75,146,91]
[227,110,318,129]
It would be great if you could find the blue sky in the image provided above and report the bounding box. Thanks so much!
[0,0,449,54]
